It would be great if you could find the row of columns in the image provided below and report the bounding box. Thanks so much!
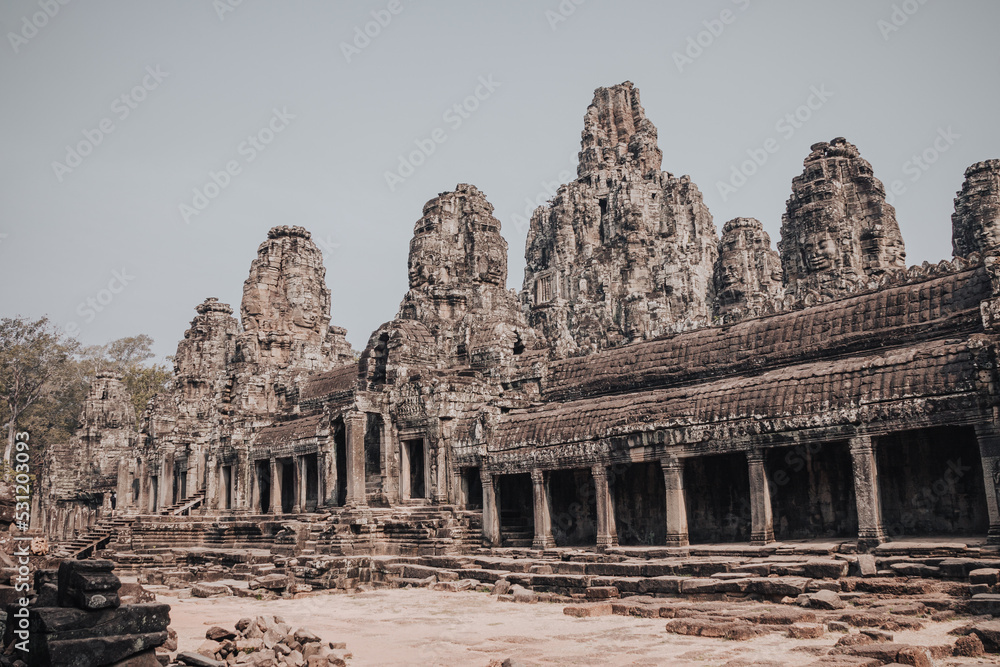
[479,434,896,550]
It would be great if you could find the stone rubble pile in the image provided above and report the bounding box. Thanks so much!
[173,615,348,667]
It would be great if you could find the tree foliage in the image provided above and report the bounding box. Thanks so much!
[0,319,172,466]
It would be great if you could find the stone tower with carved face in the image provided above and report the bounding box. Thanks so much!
[713,217,784,318]
[780,138,905,302]
[953,160,1000,258]
[522,81,718,357]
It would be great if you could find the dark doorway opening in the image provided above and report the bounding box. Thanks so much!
[365,414,383,474]
[685,453,752,544]
[549,468,597,547]
[334,421,348,506]
[304,453,319,511]
[497,473,533,547]
[221,465,232,510]
[877,426,987,537]
[255,460,271,514]
[766,441,858,540]
[405,439,426,499]
[280,458,295,513]
[612,462,666,546]
[462,467,483,509]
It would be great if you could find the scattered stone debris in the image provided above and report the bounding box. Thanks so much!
[172,615,348,667]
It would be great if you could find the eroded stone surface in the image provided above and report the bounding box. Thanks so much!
[780,138,905,303]
[953,159,1000,257]
[713,217,784,319]
[523,81,718,356]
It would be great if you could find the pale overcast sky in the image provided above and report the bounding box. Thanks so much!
[1,1,998,360]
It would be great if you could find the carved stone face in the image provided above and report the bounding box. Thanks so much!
[884,237,907,269]
[980,208,1000,254]
[717,242,749,295]
[801,232,838,273]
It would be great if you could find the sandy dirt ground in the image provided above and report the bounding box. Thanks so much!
[157,587,986,667]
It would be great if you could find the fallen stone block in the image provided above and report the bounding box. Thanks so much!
[636,576,683,595]
[808,589,846,610]
[969,593,1000,616]
[856,555,877,577]
[748,576,811,597]
[889,562,940,577]
[610,602,661,618]
[250,574,289,591]
[860,629,893,642]
[787,624,824,639]
[969,568,1000,585]
[43,631,168,666]
[844,643,934,667]
[205,626,236,641]
[664,618,766,641]
[965,619,1000,652]
[196,639,221,657]
[585,586,618,600]
[679,578,720,594]
[563,603,612,617]
[192,583,232,598]
[954,633,984,657]
[805,558,849,579]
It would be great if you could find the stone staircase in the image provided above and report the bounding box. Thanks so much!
[500,511,533,548]
[158,487,206,515]
[63,515,134,559]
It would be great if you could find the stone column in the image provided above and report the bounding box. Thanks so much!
[531,468,556,550]
[661,455,689,546]
[345,411,367,507]
[161,457,173,510]
[317,452,327,507]
[849,435,885,549]
[592,465,618,549]
[206,456,219,511]
[975,423,1000,544]
[381,420,398,504]
[747,450,775,545]
[291,456,302,514]
[323,448,338,507]
[269,457,281,515]
[137,460,148,513]
[435,439,449,505]
[481,469,500,547]
[250,461,260,513]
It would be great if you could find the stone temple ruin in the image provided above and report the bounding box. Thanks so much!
[35,82,1000,600]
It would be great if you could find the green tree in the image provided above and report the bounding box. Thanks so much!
[88,334,173,421]
[0,324,174,469]
[0,317,78,466]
